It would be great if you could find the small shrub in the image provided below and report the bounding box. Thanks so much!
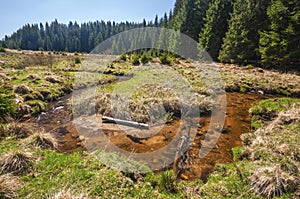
[240,133,255,146]
[0,125,5,139]
[240,84,252,93]
[26,100,46,115]
[74,57,81,64]
[39,48,44,55]
[120,54,127,61]
[0,150,33,175]
[25,74,41,81]
[159,55,171,65]
[140,54,151,64]
[186,58,193,63]
[0,174,21,199]
[131,54,140,65]
[164,112,174,124]
[0,47,6,53]
[44,76,60,83]
[13,84,32,94]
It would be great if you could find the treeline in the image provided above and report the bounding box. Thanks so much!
[170,0,299,68]
[1,19,161,53]
[1,0,299,68]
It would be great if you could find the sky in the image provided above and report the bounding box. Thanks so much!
[0,0,176,39]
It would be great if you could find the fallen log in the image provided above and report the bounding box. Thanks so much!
[102,116,149,129]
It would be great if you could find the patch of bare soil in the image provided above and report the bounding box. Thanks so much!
[30,91,270,182]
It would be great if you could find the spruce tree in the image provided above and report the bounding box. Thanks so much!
[219,0,270,64]
[185,0,212,41]
[199,0,233,60]
[259,0,300,68]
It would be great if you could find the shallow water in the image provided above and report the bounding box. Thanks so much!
[33,91,271,181]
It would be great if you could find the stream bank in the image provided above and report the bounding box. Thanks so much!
[32,91,271,181]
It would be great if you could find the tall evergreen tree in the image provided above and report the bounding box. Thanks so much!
[172,0,189,31]
[259,0,300,67]
[184,0,212,40]
[219,0,270,64]
[154,15,159,27]
[199,0,233,60]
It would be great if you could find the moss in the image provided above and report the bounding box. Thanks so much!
[251,116,264,129]
[250,98,300,129]
[252,98,300,113]
[232,147,242,161]
[0,91,16,118]
[240,85,251,93]
[26,100,47,115]
[276,88,291,96]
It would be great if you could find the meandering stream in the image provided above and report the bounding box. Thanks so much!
[31,90,272,181]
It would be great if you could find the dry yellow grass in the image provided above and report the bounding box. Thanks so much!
[0,174,21,199]
[0,150,33,175]
[23,133,57,149]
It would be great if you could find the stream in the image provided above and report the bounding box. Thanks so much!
[32,91,270,181]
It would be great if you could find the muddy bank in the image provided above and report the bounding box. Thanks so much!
[183,92,269,181]
[32,91,270,181]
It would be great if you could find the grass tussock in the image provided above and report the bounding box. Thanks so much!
[13,84,32,94]
[160,170,177,193]
[23,133,57,149]
[251,166,299,198]
[0,150,33,175]
[0,174,21,199]
[95,83,210,124]
[1,122,32,139]
[240,101,300,198]
[46,188,91,199]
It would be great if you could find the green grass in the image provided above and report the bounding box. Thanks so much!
[250,98,300,129]
[0,139,21,154]
[17,149,182,198]
[1,50,300,198]
[0,134,189,198]
[251,98,300,114]
[0,136,204,198]
[0,90,16,118]
[1,57,77,116]
[19,150,102,197]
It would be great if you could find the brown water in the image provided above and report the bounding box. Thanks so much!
[183,92,269,181]
[33,92,270,181]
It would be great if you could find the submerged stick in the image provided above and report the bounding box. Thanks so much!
[102,116,149,129]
